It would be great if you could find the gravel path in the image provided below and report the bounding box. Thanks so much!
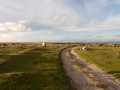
[61,48,120,90]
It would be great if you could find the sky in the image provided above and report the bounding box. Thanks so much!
[0,0,120,42]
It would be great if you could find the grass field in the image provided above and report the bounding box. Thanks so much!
[0,43,75,90]
[74,46,120,79]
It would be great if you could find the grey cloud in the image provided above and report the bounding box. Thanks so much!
[96,36,103,37]
[114,35,120,37]
[65,37,71,38]
[84,35,91,37]
[0,0,120,33]
[27,23,52,31]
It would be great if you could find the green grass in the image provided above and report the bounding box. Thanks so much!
[74,46,120,79]
[0,45,75,90]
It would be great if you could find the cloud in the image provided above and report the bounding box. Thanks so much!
[0,0,120,42]
[97,36,103,37]
[47,31,54,34]
[18,19,30,24]
[0,34,12,38]
[114,35,120,37]
[63,15,120,32]
[65,37,71,38]
[0,0,80,31]
[87,20,99,27]
[0,20,31,32]
[1,0,120,33]
[84,35,91,37]
[0,32,23,41]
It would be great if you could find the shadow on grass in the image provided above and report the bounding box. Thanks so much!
[87,48,107,51]
[107,71,120,78]
[0,47,75,90]
[0,69,69,90]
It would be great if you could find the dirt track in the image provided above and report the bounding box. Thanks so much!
[61,48,120,90]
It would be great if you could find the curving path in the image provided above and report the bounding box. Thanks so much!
[61,48,120,90]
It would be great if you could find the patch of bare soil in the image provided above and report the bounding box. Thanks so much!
[61,48,120,90]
